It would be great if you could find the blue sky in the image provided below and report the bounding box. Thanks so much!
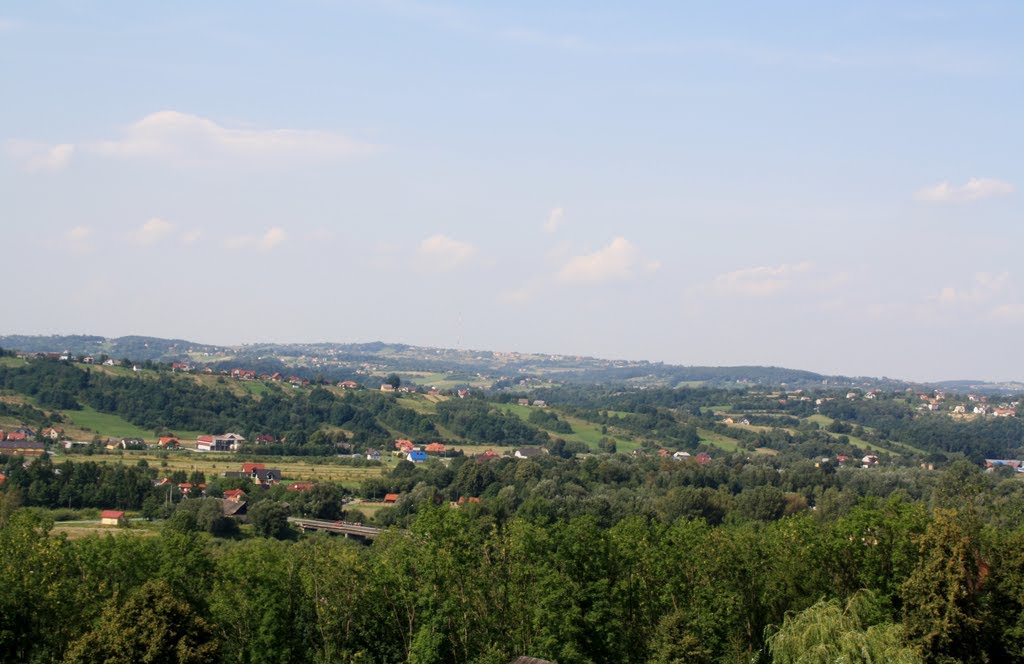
[2,1,1022,381]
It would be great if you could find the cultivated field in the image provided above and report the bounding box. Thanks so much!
[53,451,388,485]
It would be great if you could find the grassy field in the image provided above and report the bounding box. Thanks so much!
[0,356,28,368]
[395,394,439,414]
[804,414,927,456]
[697,428,741,452]
[58,406,157,440]
[493,403,636,451]
[52,520,162,540]
[54,451,389,485]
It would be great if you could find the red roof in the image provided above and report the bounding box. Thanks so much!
[425,442,446,452]
[383,493,399,503]
[196,435,214,443]
[242,463,266,473]
[223,488,246,498]
[287,482,315,491]
[101,510,125,519]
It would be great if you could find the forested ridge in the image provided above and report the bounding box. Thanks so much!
[3,471,1024,663]
[3,355,1024,661]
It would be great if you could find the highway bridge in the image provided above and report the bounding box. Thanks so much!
[288,517,383,542]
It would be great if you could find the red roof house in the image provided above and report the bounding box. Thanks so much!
[100,510,126,526]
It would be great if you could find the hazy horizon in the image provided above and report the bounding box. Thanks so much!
[3,2,1021,383]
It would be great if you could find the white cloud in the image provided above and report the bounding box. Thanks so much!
[261,227,287,249]
[417,234,478,269]
[65,226,95,254]
[932,271,1009,305]
[711,262,813,296]
[93,111,375,164]
[914,177,1013,203]
[11,111,375,171]
[557,237,658,284]
[544,207,565,233]
[224,227,288,251]
[5,140,75,173]
[992,304,1024,320]
[134,217,176,245]
[181,229,202,244]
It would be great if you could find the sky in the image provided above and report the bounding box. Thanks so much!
[2,1,1022,382]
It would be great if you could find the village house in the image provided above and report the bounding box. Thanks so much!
[365,448,381,461]
[0,440,46,456]
[380,383,396,393]
[100,510,126,526]
[196,433,245,452]
[120,438,146,449]
[517,398,530,406]
[514,448,544,459]
[337,380,359,389]
[424,442,446,454]
[383,493,399,504]
[475,450,501,464]
[286,482,315,492]
[223,488,247,502]
[41,427,63,441]
[222,462,282,486]
[407,450,428,463]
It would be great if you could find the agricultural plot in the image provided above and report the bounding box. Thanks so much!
[804,414,926,456]
[697,428,741,452]
[493,403,636,451]
[58,406,162,441]
[55,451,388,484]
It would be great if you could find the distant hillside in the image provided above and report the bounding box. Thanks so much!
[1,332,1015,393]
[0,334,226,361]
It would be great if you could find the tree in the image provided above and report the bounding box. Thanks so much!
[385,373,401,389]
[767,592,919,663]
[62,579,220,663]
[901,508,989,662]
[735,485,788,522]
[249,500,292,539]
